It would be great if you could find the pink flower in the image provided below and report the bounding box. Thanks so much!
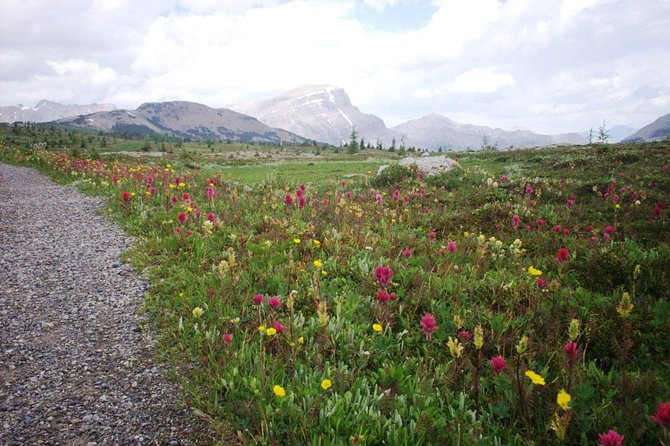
[458,330,472,342]
[499,175,509,182]
[268,296,282,309]
[490,355,507,374]
[552,225,562,233]
[298,196,305,209]
[206,212,216,222]
[376,290,397,303]
[222,333,233,345]
[563,228,571,236]
[428,230,437,241]
[252,294,264,305]
[598,430,624,446]
[536,278,546,289]
[447,241,457,253]
[374,266,394,287]
[556,247,570,262]
[651,401,670,429]
[393,189,400,201]
[171,195,178,204]
[182,192,190,200]
[273,322,285,333]
[376,194,382,204]
[604,225,617,236]
[206,187,216,199]
[177,212,187,223]
[420,313,438,337]
[566,197,576,208]
[121,191,132,202]
[525,185,534,195]
[512,214,521,230]
[563,341,579,363]
[536,218,545,227]
[402,248,412,258]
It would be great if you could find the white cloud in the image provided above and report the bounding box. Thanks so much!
[1,0,669,133]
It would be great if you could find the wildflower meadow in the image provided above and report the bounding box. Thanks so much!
[2,138,669,445]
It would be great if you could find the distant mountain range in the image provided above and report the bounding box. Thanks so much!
[54,101,305,144]
[623,112,670,142]
[233,85,586,149]
[0,100,116,123]
[2,90,666,149]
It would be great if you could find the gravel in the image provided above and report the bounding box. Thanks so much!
[0,164,218,445]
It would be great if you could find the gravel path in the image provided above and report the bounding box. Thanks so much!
[0,164,217,445]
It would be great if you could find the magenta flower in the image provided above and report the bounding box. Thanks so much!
[206,186,216,199]
[171,194,178,204]
[273,322,285,334]
[458,330,472,342]
[490,355,507,375]
[376,290,397,303]
[556,247,570,262]
[182,192,190,200]
[563,341,579,363]
[268,296,282,309]
[651,401,670,429]
[252,294,264,306]
[512,214,521,230]
[420,313,438,338]
[222,333,233,345]
[598,430,624,446]
[177,212,187,223]
[206,212,216,222]
[447,241,457,253]
[536,278,546,289]
[374,266,394,287]
[402,248,412,258]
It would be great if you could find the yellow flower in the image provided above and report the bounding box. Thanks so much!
[293,238,301,244]
[616,292,634,318]
[298,336,304,344]
[447,336,464,358]
[321,270,328,277]
[266,327,277,336]
[192,307,204,318]
[169,183,176,189]
[313,259,323,268]
[372,323,383,333]
[178,182,186,188]
[525,370,545,386]
[474,325,484,350]
[273,384,286,398]
[258,324,266,333]
[313,239,321,247]
[528,266,543,276]
[557,389,571,410]
[321,379,332,390]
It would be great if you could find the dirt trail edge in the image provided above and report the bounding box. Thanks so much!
[0,164,217,445]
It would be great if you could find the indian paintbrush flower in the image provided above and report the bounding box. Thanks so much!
[268,296,282,309]
[651,401,670,429]
[490,355,507,374]
[556,247,571,262]
[568,319,580,341]
[447,336,464,358]
[420,313,438,338]
[598,430,624,446]
[564,341,579,363]
[474,325,484,350]
[192,307,204,318]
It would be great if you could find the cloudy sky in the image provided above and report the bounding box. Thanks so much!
[1,0,669,133]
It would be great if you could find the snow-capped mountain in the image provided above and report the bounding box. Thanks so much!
[0,100,116,123]
[233,85,399,146]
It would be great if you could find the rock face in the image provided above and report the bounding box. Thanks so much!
[391,113,587,150]
[233,85,400,146]
[54,101,305,144]
[0,100,117,123]
[623,112,670,142]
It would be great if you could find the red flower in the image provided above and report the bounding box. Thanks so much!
[284,194,294,206]
[222,333,233,345]
[535,278,546,289]
[376,290,397,303]
[458,330,472,342]
[598,430,624,446]
[563,341,579,363]
[651,401,670,429]
[552,225,562,233]
[490,355,507,374]
[182,192,190,200]
[374,266,394,287]
[121,191,131,202]
[171,195,178,204]
[177,212,187,223]
[420,313,438,337]
[556,247,570,262]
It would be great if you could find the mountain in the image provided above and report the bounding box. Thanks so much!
[391,114,587,150]
[233,85,399,146]
[580,125,637,143]
[622,113,670,142]
[54,101,305,144]
[0,100,116,123]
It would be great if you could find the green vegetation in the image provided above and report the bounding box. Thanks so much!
[2,132,669,445]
